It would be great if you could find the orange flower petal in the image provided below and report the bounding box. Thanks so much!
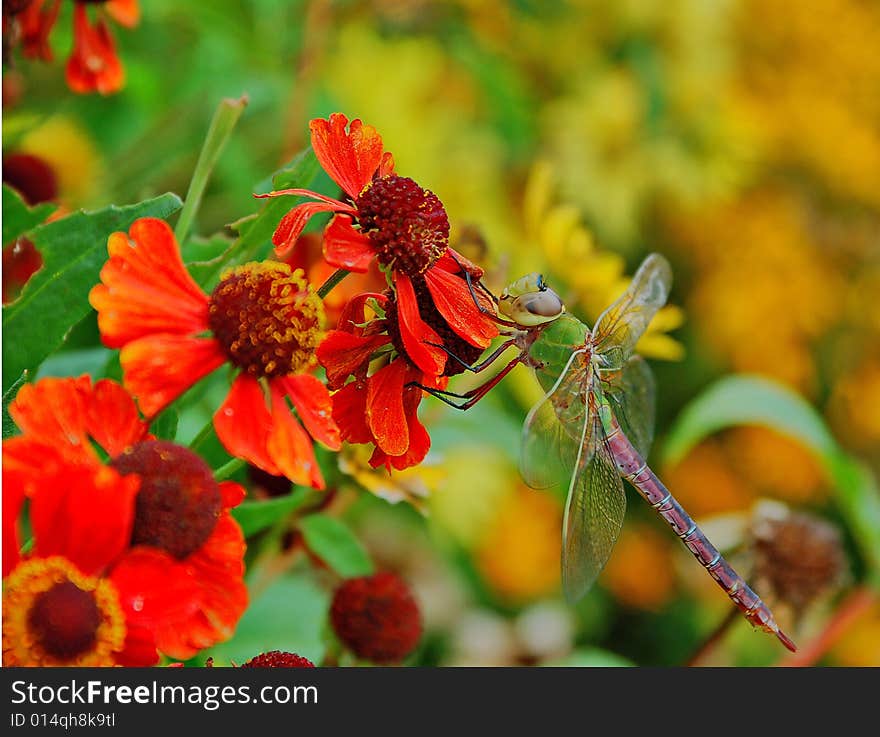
[85,378,149,456]
[90,218,209,348]
[218,480,246,509]
[8,376,94,461]
[424,265,498,348]
[394,272,447,375]
[105,0,140,28]
[214,374,279,476]
[1,460,27,576]
[65,6,124,95]
[162,514,247,658]
[271,199,343,256]
[367,359,410,456]
[121,335,226,417]
[322,215,375,272]
[437,248,485,279]
[310,114,387,200]
[331,381,374,445]
[266,384,324,489]
[117,515,247,660]
[31,464,139,575]
[110,547,201,653]
[317,330,390,389]
[278,374,342,450]
[368,371,430,471]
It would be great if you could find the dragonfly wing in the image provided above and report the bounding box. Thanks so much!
[562,414,627,603]
[520,388,583,489]
[592,253,672,369]
[600,355,656,458]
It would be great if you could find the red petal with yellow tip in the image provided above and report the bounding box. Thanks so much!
[121,334,226,417]
[90,218,209,348]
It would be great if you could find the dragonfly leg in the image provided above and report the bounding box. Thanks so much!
[427,339,518,374]
[447,251,520,329]
[410,354,525,410]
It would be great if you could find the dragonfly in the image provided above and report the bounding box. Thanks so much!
[425,253,796,651]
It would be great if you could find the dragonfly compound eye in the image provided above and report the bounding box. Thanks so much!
[507,289,564,326]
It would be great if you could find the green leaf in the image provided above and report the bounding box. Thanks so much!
[2,184,56,244]
[189,147,319,289]
[543,648,634,667]
[298,514,374,578]
[35,346,112,381]
[1,193,183,393]
[151,408,179,442]
[200,574,329,666]
[662,374,880,575]
[231,488,312,538]
[174,95,248,243]
[2,371,28,439]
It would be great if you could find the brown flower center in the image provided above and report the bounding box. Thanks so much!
[208,263,324,378]
[357,175,449,276]
[112,440,222,560]
[28,581,101,659]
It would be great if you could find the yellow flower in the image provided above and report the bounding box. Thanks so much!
[600,524,675,611]
[10,115,102,206]
[474,485,562,603]
[521,161,686,362]
[664,439,755,517]
[725,426,828,504]
[338,445,444,514]
[829,359,880,453]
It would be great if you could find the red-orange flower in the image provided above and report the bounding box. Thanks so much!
[257,113,499,377]
[317,286,475,471]
[88,217,341,488]
[15,0,138,95]
[2,460,156,666]
[3,376,249,662]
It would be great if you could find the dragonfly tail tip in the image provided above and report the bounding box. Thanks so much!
[775,628,797,653]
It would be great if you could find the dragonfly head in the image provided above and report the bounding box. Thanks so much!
[499,273,565,327]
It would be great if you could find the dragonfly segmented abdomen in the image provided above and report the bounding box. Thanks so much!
[604,421,796,651]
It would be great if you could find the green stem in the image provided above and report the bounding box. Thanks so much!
[188,419,215,451]
[174,95,249,243]
[317,268,350,299]
[214,457,245,482]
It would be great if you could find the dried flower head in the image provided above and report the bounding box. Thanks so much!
[330,571,422,664]
[750,501,847,616]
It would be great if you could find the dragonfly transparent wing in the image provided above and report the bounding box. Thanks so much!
[599,355,656,458]
[592,253,672,370]
[562,412,627,603]
[520,349,590,489]
[520,390,582,489]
